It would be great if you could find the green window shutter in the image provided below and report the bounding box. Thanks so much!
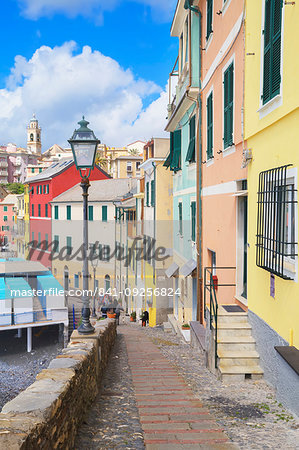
[32,232,34,242]
[170,129,182,172]
[38,204,41,217]
[207,92,213,159]
[67,205,71,220]
[66,236,72,256]
[102,205,107,222]
[163,132,174,168]
[206,0,213,39]
[4,206,7,212]
[54,205,59,220]
[178,202,183,235]
[186,116,196,163]
[191,202,196,242]
[146,182,150,206]
[54,235,59,252]
[151,180,155,206]
[88,205,93,221]
[223,63,234,149]
[45,204,48,217]
[263,0,282,104]
[3,216,7,222]
[31,168,34,173]
[32,204,34,216]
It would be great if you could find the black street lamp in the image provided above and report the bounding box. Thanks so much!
[68,117,100,334]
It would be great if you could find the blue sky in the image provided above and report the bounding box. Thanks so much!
[0,0,178,149]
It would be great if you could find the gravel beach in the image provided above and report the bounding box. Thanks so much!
[0,326,63,409]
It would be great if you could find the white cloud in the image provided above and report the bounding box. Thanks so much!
[0,42,169,150]
[17,0,175,22]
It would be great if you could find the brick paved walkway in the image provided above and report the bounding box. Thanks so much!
[123,326,237,449]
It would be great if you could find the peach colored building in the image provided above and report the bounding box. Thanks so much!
[200,0,247,309]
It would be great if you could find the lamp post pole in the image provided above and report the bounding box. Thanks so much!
[90,245,99,318]
[68,116,100,335]
[78,176,94,334]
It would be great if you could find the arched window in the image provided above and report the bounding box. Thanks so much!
[37,133,40,142]
[105,274,110,292]
[30,133,34,142]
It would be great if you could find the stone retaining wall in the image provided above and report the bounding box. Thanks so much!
[0,319,117,449]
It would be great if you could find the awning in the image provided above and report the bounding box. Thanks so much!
[180,259,197,277]
[165,262,179,278]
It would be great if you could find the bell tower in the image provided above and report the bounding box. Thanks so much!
[27,114,42,155]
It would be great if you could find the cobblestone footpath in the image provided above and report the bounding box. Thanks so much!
[74,327,145,449]
[124,325,236,450]
[142,325,299,450]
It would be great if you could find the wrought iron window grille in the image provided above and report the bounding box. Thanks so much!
[256,164,298,280]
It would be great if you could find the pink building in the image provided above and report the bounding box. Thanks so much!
[0,144,38,184]
[200,0,247,309]
[0,194,18,246]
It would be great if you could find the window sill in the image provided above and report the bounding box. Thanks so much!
[222,0,232,16]
[222,144,235,157]
[206,157,214,167]
[205,33,213,52]
[258,94,282,119]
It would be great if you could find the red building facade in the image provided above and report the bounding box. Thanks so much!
[28,159,110,269]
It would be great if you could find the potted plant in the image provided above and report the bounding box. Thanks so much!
[130,311,136,322]
[182,323,190,329]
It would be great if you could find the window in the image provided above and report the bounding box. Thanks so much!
[127,162,132,172]
[74,274,79,288]
[256,165,297,279]
[2,226,9,231]
[38,204,41,217]
[31,168,34,174]
[186,115,196,163]
[45,204,48,217]
[146,182,150,206]
[223,62,234,149]
[178,202,183,235]
[39,168,42,173]
[3,216,7,222]
[46,184,49,194]
[66,236,72,256]
[54,235,59,252]
[67,205,71,220]
[43,185,45,194]
[99,244,110,261]
[191,201,196,242]
[32,204,34,216]
[136,162,141,171]
[206,0,213,40]
[164,132,174,168]
[151,180,155,206]
[169,129,181,172]
[88,205,93,221]
[263,0,283,104]
[54,205,59,220]
[102,205,107,222]
[38,232,41,248]
[3,206,7,212]
[207,92,213,159]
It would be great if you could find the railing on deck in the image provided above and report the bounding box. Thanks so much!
[0,309,53,327]
[204,266,236,369]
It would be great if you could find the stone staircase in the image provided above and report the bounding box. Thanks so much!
[215,306,263,382]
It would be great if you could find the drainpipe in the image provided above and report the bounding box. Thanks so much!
[197,10,204,324]
[152,161,157,284]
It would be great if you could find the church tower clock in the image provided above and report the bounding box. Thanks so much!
[27,114,42,155]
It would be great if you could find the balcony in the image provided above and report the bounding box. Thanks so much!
[0,162,8,168]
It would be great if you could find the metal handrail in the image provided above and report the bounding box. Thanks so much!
[204,266,236,369]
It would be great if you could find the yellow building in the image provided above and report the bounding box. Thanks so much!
[139,138,173,327]
[245,0,299,415]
